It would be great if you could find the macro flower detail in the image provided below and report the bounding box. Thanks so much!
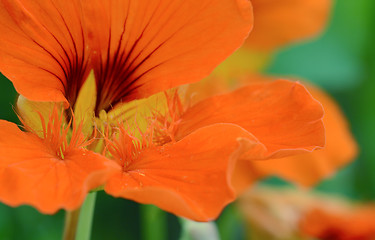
[0,106,119,213]
[0,0,253,109]
[0,0,254,218]
[82,0,253,114]
[0,0,325,223]
[104,122,252,221]
[102,79,325,221]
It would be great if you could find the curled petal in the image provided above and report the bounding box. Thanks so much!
[105,123,260,221]
[230,160,259,194]
[82,0,253,113]
[245,0,332,50]
[177,80,325,159]
[0,120,119,213]
[235,83,358,190]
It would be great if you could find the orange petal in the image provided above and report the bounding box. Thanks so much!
[245,0,332,50]
[238,83,357,188]
[0,120,118,213]
[0,0,89,104]
[81,0,253,113]
[300,207,375,239]
[231,160,259,194]
[105,123,259,221]
[177,80,325,159]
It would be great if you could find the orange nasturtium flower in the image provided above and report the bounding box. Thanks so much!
[0,0,324,221]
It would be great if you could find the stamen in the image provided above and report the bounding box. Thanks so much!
[19,105,89,160]
[104,124,146,169]
[152,90,184,145]
[102,90,185,170]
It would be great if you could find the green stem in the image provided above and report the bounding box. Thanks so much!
[63,208,81,240]
[140,204,167,240]
[217,205,242,240]
[75,192,97,240]
[63,192,97,240]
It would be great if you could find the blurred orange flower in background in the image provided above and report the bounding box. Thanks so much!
[239,186,375,240]
[300,206,375,240]
[246,0,332,51]
[215,0,333,76]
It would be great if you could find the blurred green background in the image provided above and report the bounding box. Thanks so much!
[1,0,374,239]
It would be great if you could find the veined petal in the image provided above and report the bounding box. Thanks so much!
[177,80,325,159]
[245,0,332,50]
[105,123,259,221]
[237,83,358,188]
[0,120,119,213]
[81,0,253,114]
[0,0,89,104]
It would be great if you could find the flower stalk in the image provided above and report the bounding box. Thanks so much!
[141,205,167,240]
[63,192,97,240]
[63,208,81,240]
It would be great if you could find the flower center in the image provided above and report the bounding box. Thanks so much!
[102,90,184,170]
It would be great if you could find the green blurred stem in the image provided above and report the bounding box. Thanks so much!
[63,208,81,240]
[63,192,97,240]
[141,205,167,240]
[217,205,242,240]
[76,192,97,240]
